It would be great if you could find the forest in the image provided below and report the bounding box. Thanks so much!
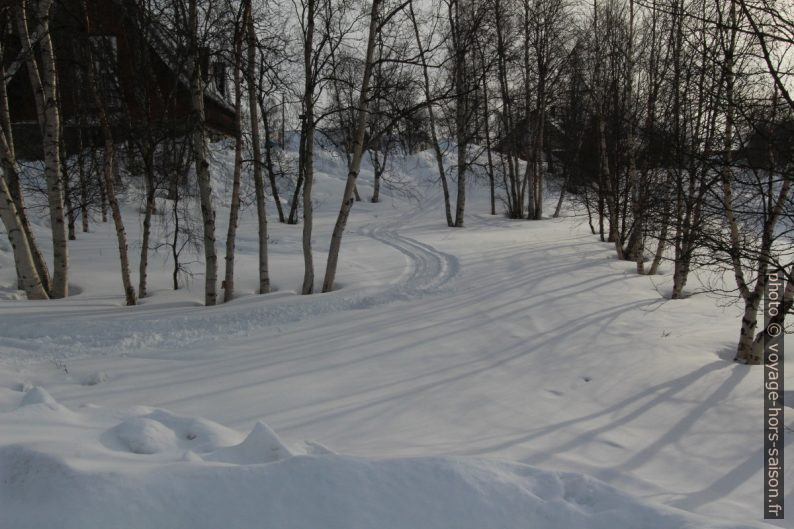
[1,0,792,361]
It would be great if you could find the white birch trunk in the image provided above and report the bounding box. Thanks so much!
[321,0,381,293]
[0,81,51,294]
[409,1,453,226]
[82,2,135,306]
[223,6,246,303]
[16,1,68,298]
[188,0,218,306]
[0,173,48,299]
[247,4,270,294]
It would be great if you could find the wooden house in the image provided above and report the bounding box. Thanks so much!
[5,0,236,160]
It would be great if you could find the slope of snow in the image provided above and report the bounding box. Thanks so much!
[0,388,771,529]
[0,141,790,527]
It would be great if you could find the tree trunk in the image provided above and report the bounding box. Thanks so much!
[287,151,303,225]
[261,97,285,223]
[301,122,315,294]
[370,146,387,203]
[223,28,244,302]
[138,146,156,298]
[172,194,180,290]
[371,171,381,203]
[299,2,317,294]
[534,110,545,220]
[750,272,794,362]
[16,1,69,298]
[480,63,496,216]
[77,126,89,233]
[61,145,76,241]
[408,1,453,226]
[0,174,48,299]
[371,150,382,203]
[553,172,567,218]
[188,0,218,306]
[625,0,640,269]
[99,169,108,222]
[647,237,666,276]
[736,293,762,364]
[453,4,467,229]
[0,44,51,295]
[321,0,381,293]
[248,4,270,295]
[100,140,136,306]
[82,7,136,306]
[671,256,690,299]
[647,179,670,276]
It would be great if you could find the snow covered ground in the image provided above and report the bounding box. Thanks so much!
[0,143,791,528]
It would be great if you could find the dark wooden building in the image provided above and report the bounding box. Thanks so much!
[6,0,236,160]
[493,111,566,172]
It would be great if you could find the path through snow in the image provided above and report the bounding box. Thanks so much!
[0,154,790,528]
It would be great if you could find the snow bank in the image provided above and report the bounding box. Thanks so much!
[0,387,770,529]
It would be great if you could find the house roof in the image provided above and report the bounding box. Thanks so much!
[109,0,234,114]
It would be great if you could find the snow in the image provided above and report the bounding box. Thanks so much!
[0,389,773,529]
[19,387,60,410]
[205,421,292,463]
[0,140,790,528]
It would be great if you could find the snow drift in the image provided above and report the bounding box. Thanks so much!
[0,387,770,529]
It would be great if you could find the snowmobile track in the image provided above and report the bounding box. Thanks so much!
[0,207,460,361]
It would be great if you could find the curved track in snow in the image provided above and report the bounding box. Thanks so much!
[0,202,460,361]
[357,222,458,297]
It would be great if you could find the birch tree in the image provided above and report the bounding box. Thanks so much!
[15,0,69,298]
[0,170,48,299]
[0,15,49,299]
[523,0,569,220]
[222,0,247,302]
[408,0,454,226]
[247,0,270,295]
[737,0,794,361]
[299,0,318,293]
[322,0,404,292]
[185,0,219,306]
[82,1,136,306]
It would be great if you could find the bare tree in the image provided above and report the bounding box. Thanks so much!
[185,0,219,305]
[0,159,48,298]
[222,0,247,302]
[323,0,415,292]
[736,0,794,360]
[0,12,49,299]
[247,0,270,295]
[522,0,568,220]
[81,0,136,305]
[15,0,69,298]
[408,0,454,225]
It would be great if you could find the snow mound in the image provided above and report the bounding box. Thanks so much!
[102,409,243,455]
[18,386,72,416]
[106,417,181,454]
[80,371,108,386]
[0,449,769,529]
[0,394,775,529]
[205,420,293,464]
[144,409,242,452]
[19,386,59,408]
[0,444,74,489]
